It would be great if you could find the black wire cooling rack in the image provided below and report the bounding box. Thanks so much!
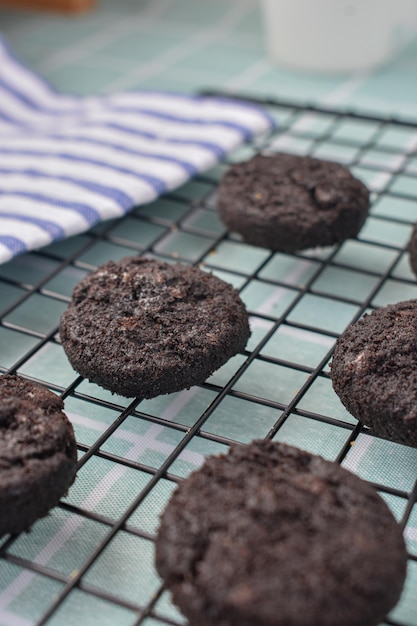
[1,95,417,626]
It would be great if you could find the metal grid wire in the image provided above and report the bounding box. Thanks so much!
[1,95,417,626]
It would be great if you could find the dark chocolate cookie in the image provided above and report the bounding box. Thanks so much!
[155,440,406,626]
[59,257,250,398]
[217,153,369,252]
[331,299,417,447]
[0,374,77,536]
[408,222,417,277]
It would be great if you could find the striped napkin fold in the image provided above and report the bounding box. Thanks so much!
[0,39,275,265]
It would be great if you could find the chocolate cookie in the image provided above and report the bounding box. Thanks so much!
[217,153,369,252]
[59,257,250,398]
[0,374,77,536]
[408,222,417,277]
[155,440,406,626]
[331,300,417,447]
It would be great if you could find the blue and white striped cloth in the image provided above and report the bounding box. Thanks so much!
[0,39,274,265]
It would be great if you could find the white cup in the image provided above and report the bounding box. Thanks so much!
[260,0,417,73]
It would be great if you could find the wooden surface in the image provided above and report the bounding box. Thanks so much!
[0,0,96,13]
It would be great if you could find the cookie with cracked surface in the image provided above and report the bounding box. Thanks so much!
[331,299,417,447]
[155,440,407,626]
[0,374,77,537]
[217,153,369,252]
[59,256,250,398]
